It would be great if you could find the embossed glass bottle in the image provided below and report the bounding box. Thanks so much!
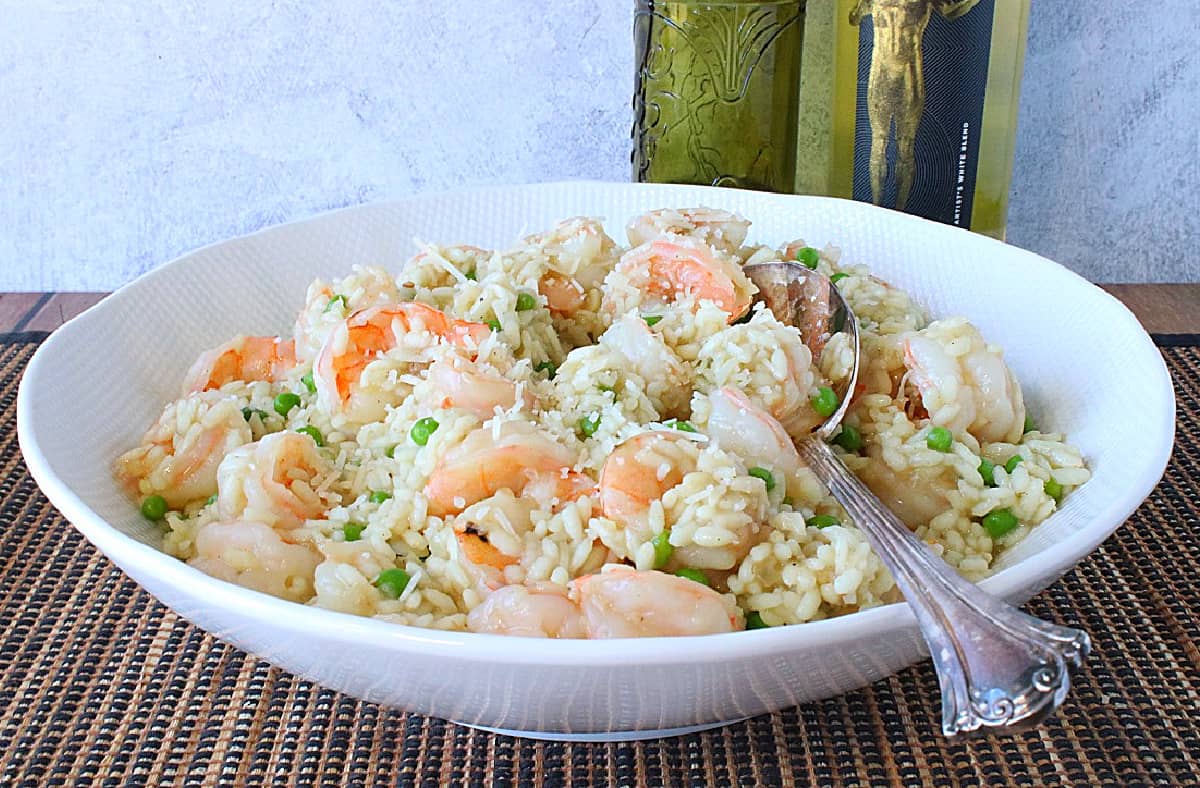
[632,1,805,193]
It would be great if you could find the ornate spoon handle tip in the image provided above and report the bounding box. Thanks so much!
[798,439,1091,736]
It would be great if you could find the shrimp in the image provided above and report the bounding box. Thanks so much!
[423,356,536,419]
[467,583,588,638]
[293,267,403,362]
[609,237,754,322]
[572,565,743,638]
[521,217,619,317]
[901,318,1026,444]
[467,566,742,639]
[314,303,491,420]
[598,314,692,417]
[538,271,588,315]
[456,529,519,572]
[189,519,321,603]
[423,420,588,517]
[696,309,826,438]
[857,453,955,529]
[116,392,252,509]
[181,335,297,394]
[216,431,334,529]
[599,431,765,570]
[598,431,690,544]
[704,388,804,488]
[626,208,750,254]
[450,483,598,592]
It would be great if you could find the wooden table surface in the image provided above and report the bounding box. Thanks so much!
[1,285,1197,336]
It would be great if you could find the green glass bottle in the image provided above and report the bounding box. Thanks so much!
[632,1,805,193]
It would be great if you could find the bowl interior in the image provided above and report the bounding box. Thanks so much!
[20,181,1174,639]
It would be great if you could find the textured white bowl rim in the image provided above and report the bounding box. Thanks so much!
[17,181,1176,669]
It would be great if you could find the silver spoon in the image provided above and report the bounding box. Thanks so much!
[743,261,1091,736]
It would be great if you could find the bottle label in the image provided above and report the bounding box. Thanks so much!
[849,0,996,227]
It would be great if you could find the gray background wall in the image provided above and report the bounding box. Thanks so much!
[3,1,1196,291]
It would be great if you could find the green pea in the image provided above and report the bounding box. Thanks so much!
[486,318,501,332]
[274,392,301,418]
[982,508,1019,538]
[796,246,820,269]
[516,292,537,311]
[811,386,839,418]
[384,444,397,459]
[324,294,348,313]
[674,568,709,586]
[296,425,324,446]
[978,458,997,487]
[140,495,168,521]
[342,522,366,542]
[375,568,412,599]
[1004,455,1023,474]
[1044,478,1064,503]
[745,611,769,630]
[1024,414,1036,433]
[535,361,557,379]
[833,423,862,452]
[807,514,841,529]
[642,315,663,326]
[301,372,316,394]
[465,269,477,281]
[672,420,698,433]
[926,426,953,453]
[578,413,601,438]
[598,384,614,393]
[204,493,217,506]
[652,529,674,569]
[410,417,440,446]
[369,490,392,504]
[242,407,269,423]
[748,466,776,492]
[830,272,849,284]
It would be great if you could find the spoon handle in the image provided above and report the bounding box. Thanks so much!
[798,438,1091,736]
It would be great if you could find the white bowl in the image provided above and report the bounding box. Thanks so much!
[18,182,1175,741]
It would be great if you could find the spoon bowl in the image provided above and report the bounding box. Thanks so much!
[742,261,859,441]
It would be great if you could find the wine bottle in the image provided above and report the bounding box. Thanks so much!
[794,0,1030,239]
[632,1,805,194]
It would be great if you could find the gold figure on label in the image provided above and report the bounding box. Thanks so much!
[850,0,981,210]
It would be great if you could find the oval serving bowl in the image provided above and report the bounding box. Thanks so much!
[18,182,1175,741]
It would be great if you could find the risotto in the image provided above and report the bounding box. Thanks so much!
[114,208,1090,638]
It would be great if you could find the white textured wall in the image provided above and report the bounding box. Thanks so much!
[3,1,1196,290]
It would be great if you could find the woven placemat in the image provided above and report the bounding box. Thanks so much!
[2,337,1198,787]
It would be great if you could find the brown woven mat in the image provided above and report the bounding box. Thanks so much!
[2,337,1198,787]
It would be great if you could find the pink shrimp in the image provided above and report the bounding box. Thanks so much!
[574,565,743,638]
[626,207,750,253]
[424,356,536,419]
[467,566,742,639]
[215,431,333,530]
[597,431,690,535]
[598,430,765,570]
[182,335,297,394]
[467,583,588,638]
[901,318,1026,444]
[614,237,753,322]
[189,519,321,603]
[314,303,491,412]
[538,271,588,315]
[423,421,588,518]
[115,392,252,509]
